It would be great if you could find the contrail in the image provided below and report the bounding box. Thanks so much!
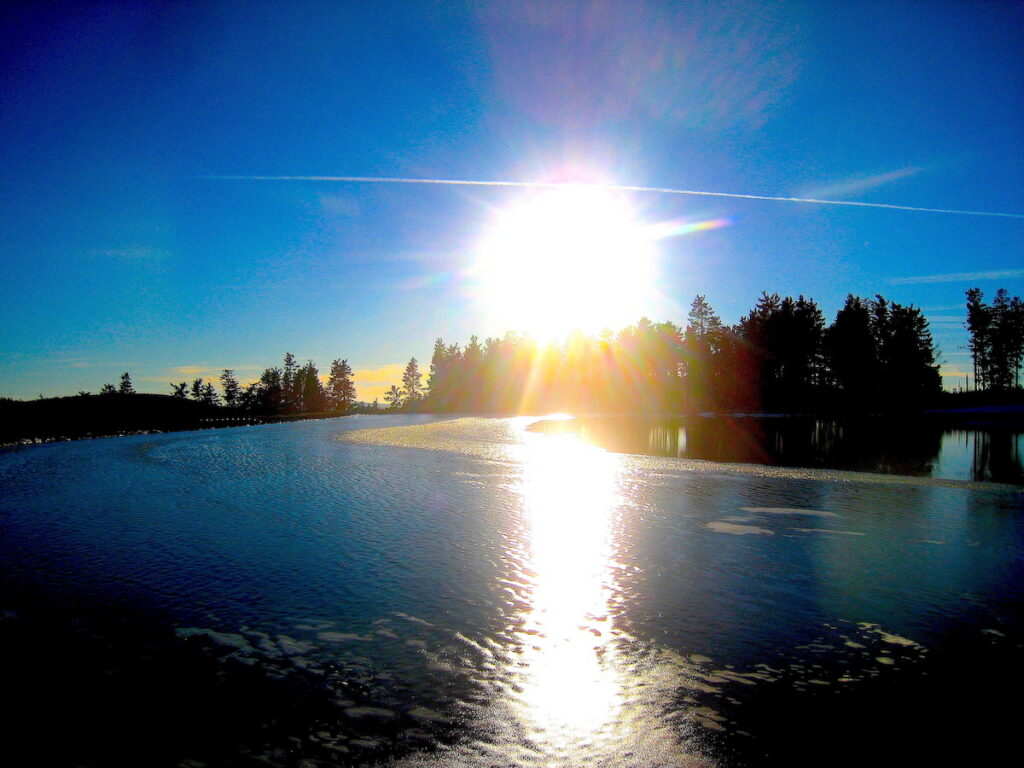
[201,175,1024,219]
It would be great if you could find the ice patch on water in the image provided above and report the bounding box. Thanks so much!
[795,528,865,536]
[319,631,371,643]
[742,506,838,518]
[278,634,315,655]
[706,521,773,536]
[339,417,1021,491]
[857,622,922,648]
[176,627,253,652]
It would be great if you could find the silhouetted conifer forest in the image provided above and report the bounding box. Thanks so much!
[408,292,950,415]
[4,288,1022,444]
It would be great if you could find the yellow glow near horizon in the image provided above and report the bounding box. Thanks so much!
[473,186,659,342]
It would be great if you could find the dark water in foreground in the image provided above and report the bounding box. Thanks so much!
[0,415,1021,767]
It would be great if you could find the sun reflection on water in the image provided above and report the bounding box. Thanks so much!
[512,427,625,750]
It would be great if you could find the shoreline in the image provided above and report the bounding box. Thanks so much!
[4,405,1023,449]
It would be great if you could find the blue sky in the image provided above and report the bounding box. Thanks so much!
[2,0,1022,401]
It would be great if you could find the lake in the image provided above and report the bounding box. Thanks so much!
[1,414,1021,767]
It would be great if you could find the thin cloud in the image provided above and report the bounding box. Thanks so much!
[200,175,1024,219]
[940,367,974,378]
[890,268,1024,285]
[353,363,406,386]
[798,167,920,200]
[353,363,407,402]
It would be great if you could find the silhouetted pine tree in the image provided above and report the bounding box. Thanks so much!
[327,358,356,412]
[875,299,941,404]
[402,358,423,405]
[426,338,461,411]
[282,353,300,413]
[298,360,328,412]
[826,295,879,409]
[256,367,284,413]
[966,288,992,390]
[384,384,403,409]
[684,295,725,411]
[220,370,241,407]
[202,381,220,406]
[118,372,135,395]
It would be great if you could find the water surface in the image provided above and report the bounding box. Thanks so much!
[0,415,1021,766]
[527,414,1024,484]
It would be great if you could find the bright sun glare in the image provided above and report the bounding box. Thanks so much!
[473,186,659,341]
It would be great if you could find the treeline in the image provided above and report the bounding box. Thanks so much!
[388,291,950,414]
[966,288,1024,391]
[83,285,1021,420]
[166,354,357,415]
[90,354,358,416]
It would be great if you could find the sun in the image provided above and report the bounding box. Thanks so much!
[471,185,659,341]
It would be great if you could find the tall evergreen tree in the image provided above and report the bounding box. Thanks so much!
[282,352,300,412]
[738,292,783,409]
[256,367,284,413]
[426,338,461,410]
[298,360,328,412]
[965,288,992,390]
[783,296,826,404]
[191,378,205,401]
[239,381,261,411]
[989,289,1024,390]
[384,384,403,409]
[684,295,725,410]
[118,371,135,395]
[826,295,879,408]
[964,288,1024,392]
[878,301,941,403]
[402,357,423,404]
[202,381,220,406]
[220,369,241,407]
[457,336,484,410]
[327,358,356,412]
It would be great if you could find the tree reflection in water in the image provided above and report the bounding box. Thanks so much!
[526,416,1024,483]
